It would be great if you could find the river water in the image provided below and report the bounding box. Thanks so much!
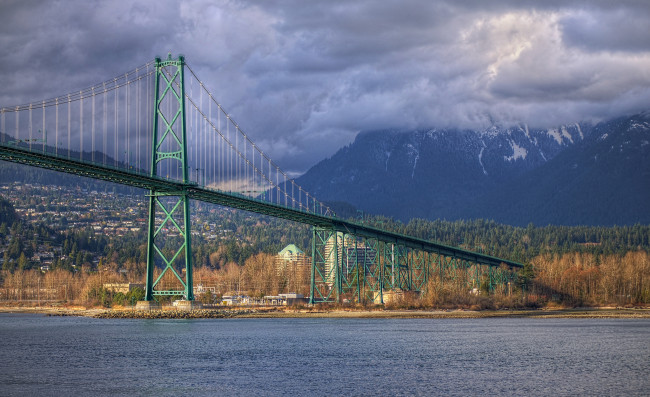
[0,314,648,396]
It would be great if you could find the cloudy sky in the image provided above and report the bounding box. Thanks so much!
[1,0,649,174]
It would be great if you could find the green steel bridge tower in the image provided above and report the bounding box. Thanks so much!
[145,55,193,301]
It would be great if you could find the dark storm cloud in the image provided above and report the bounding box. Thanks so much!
[560,9,650,53]
[1,0,650,174]
[0,1,177,101]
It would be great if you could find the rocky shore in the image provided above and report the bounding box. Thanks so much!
[90,309,262,319]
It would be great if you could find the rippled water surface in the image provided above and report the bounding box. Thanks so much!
[0,314,648,396]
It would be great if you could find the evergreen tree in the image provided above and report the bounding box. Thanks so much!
[17,253,29,270]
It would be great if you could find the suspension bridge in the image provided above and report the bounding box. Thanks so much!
[0,54,523,305]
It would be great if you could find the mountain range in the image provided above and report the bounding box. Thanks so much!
[297,112,650,226]
[1,112,649,227]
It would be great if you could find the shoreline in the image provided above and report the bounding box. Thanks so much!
[1,305,649,319]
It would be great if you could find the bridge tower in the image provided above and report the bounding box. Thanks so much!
[144,54,194,302]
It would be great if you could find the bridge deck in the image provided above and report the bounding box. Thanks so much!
[0,144,523,269]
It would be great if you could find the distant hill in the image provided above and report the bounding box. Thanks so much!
[0,160,144,195]
[0,131,143,194]
[297,112,650,226]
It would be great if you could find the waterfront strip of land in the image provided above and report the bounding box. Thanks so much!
[1,306,649,319]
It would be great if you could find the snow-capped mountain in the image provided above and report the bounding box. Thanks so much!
[297,113,650,226]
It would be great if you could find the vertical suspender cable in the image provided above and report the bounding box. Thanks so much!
[134,69,138,170]
[91,88,95,162]
[227,117,230,191]
[151,65,155,173]
[274,165,277,204]
[136,68,140,170]
[187,75,191,177]
[201,85,205,184]
[29,103,32,151]
[189,76,194,180]
[67,94,71,159]
[236,122,238,191]
[198,90,202,183]
[227,115,235,192]
[202,90,205,186]
[207,92,210,186]
[126,76,130,169]
[15,106,19,142]
[218,105,221,187]
[1,108,5,145]
[196,84,200,183]
[114,78,118,167]
[198,82,202,183]
[210,94,214,186]
[193,83,196,182]
[80,91,83,160]
[195,80,198,182]
[189,77,193,179]
[203,94,207,185]
[196,83,200,183]
[42,100,45,153]
[55,98,59,156]
[242,128,244,190]
[146,65,150,172]
[103,83,107,166]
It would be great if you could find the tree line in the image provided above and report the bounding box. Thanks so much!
[0,193,649,308]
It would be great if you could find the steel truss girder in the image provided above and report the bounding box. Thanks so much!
[311,228,386,304]
[411,251,428,291]
[310,228,434,304]
[308,227,521,304]
[310,228,338,303]
[340,236,360,300]
[360,238,382,303]
[383,243,411,292]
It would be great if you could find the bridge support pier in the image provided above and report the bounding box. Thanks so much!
[135,300,161,311]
